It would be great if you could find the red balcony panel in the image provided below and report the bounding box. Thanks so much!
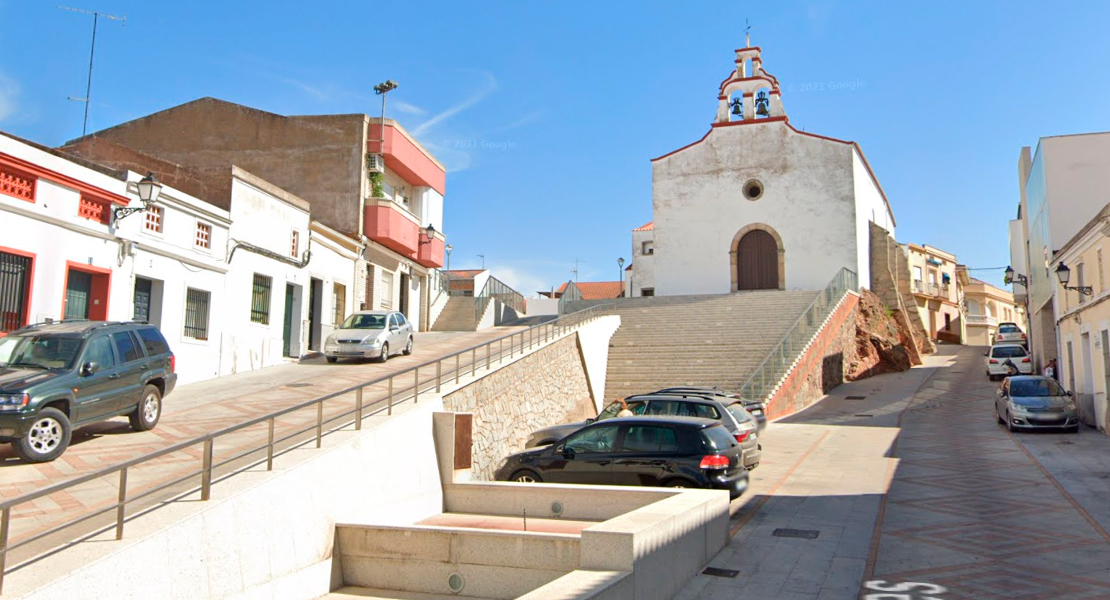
[368,124,446,195]
[416,236,444,268]
[364,203,419,258]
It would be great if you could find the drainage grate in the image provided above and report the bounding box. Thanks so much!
[854,414,874,418]
[702,567,740,578]
[845,395,867,400]
[285,382,313,388]
[773,528,820,539]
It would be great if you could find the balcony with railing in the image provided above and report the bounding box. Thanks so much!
[965,314,998,327]
[912,280,950,299]
[363,198,444,267]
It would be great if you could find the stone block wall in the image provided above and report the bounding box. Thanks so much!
[443,336,595,480]
[869,222,933,361]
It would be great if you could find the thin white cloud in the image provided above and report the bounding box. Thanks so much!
[487,264,552,298]
[391,99,426,116]
[412,71,498,137]
[0,73,19,122]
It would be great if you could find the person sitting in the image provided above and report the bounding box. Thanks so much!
[616,398,634,417]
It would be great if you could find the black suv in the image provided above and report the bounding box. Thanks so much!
[0,321,177,463]
[496,417,748,498]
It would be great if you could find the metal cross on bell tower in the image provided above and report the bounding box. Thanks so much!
[745,18,752,47]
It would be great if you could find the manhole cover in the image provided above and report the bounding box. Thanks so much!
[845,395,867,400]
[702,567,740,578]
[285,382,313,388]
[773,528,820,539]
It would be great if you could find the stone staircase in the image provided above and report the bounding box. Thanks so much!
[599,291,821,398]
[431,296,479,331]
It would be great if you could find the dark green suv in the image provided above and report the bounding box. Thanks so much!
[0,321,177,463]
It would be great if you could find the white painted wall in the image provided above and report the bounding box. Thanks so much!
[852,147,895,287]
[305,227,361,350]
[1043,133,1110,254]
[575,315,621,411]
[526,297,559,316]
[221,176,312,375]
[630,228,655,296]
[652,122,860,294]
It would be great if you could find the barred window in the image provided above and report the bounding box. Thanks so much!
[251,274,272,324]
[195,222,211,249]
[144,206,164,233]
[184,288,210,340]
[333,283,346,326]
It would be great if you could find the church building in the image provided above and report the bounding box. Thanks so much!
[630,42,896,296]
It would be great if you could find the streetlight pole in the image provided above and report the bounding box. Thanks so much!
[373,79,398,151]
[617,257,625,291]
[478,255,485,270]
[445,244,453,272]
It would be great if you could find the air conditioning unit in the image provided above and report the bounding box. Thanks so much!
[366,153,385,173]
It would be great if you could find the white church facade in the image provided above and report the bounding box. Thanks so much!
[632,44,896,296]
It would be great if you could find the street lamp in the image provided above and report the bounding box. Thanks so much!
[1004,266,1028,287]
[478,254,485,270]
[1056,262,1093,296]
[617,257,625,282]
[445,244,453,272]
[114,172,162,222]
[420,223,436,245]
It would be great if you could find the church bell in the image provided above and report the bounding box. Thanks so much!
[730,97,743,116]
[755,91,770,117]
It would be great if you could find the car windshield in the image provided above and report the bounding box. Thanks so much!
[1010,379,1066,397]
[0,334,84,370]
[339,314,387,330]
[992,346,1027,358]
[726,403,755,423]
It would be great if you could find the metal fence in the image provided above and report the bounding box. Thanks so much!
[738,268,858,402]
[0,303,613,593]
[474,276,526,325]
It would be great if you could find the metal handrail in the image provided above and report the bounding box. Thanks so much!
[0,302,615,593]
[473,275,526,325]
[738,268,858,402]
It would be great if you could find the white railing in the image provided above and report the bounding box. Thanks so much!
[966,314,998,326]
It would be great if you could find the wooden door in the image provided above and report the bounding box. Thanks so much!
[736,230,779,290]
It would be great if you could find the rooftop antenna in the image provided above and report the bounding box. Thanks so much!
[59,5,126,137]
[477,254,485,270]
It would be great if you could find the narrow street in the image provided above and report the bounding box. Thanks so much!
[679,344,1110,600]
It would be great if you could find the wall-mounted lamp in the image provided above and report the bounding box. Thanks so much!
[114,172,162,222]
[1056,262,1093,296]
[420,223,437,245]
[1004,265,1028,287]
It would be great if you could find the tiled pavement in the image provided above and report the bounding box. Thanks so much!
[678,344,1110,600]
[0,327,527,565]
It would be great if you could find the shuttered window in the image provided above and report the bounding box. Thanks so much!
[184,288,210,340]
[0,250,32,333]
[251,274,272,324]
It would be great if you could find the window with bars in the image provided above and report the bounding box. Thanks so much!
[333,283,346,326]
[77,195,109,224]
[251,274,272,324]
[195,222,211,249]
[0,167,35,202]
[290,230,300,258]
[0,250,32,333]
[184,288,210,340]
[144,206,164,233]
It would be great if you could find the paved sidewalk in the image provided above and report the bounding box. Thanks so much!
[0,326,526,562]
[677,344,1110,600]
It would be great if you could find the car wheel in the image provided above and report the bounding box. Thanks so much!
[326,356,338,364]
[129,385,163,432]
[1005,411,1016,433]
[996,406,1005,424]
[403,336,413,355]
[511,469,542,483]
[379,343,389,363]
[1066,425,1080,434]
[14,407,72,463]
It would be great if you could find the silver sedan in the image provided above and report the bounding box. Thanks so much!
[995,375,1080,433]
[323,310,414,363]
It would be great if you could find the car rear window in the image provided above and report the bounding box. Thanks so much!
[999,325,1020,333]
[726,403,755,424]
[136,327,171,356]
[992,346,1027,358]
[701,424,738,452]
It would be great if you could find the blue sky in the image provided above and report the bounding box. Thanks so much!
[2,1,1108,295]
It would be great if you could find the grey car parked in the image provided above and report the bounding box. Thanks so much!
[525,394,762,469]
[995,375,1080,433]
[323,310,413,363]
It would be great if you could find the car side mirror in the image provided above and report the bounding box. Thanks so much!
[1067,390,1073,397]
[390,325,399,332]
[562,447,575,460]
[80,362,99,377]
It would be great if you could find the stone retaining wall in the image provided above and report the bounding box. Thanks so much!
[443,335,595,480]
